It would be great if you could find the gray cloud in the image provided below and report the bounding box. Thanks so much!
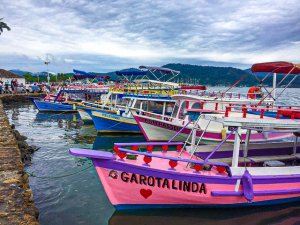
[0,0,299,72]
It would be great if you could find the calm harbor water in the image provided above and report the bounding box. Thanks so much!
[4,88,300,225]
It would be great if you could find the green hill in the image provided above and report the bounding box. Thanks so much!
[162,63,299,87]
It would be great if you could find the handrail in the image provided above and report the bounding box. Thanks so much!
[168,120,192,143]
[204,128,237,162]
[115,142,184,147]
[118,148,231,174]
[224,105,300,119]
[177,90,268,100]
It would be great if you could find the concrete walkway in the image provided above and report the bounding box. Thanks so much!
[0,94,39,225]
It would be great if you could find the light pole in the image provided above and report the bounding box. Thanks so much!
[44,54,50,84]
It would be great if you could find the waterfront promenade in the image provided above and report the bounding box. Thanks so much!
[0,94,42,225]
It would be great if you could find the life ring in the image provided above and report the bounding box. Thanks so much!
[247,86,261,99]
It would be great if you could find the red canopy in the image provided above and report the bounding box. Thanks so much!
[251,61,300,74]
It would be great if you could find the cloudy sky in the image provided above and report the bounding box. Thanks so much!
[0,0,299,73]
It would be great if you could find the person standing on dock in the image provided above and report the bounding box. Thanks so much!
[11,79,15,94]
[4,80,9,94]
[0,81,3,94]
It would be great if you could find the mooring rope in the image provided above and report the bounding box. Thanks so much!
[27,164,93,179]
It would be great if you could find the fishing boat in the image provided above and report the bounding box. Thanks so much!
[77,66,181,130]
[132,61,299,142]
[89,93,175,133]
[69,103,300,209]
[76,90,125,123]
[33,85,108,112]
[131,99,291,142]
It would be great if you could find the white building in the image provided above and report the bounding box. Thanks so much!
[0,69,26,86]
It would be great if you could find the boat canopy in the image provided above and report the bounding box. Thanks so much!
[139,66,180,74]
[251,61,300,74]
[73,69,99,80]
[139,66,180,82]
[134,79,179,87]
[115,68,148,76]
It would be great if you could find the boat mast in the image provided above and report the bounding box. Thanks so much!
[232,127,242,167]
[272,73,277,99]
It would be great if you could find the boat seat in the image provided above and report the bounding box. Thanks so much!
[209,157,252,164]
[247,154,297,163]
[263,160,285,167]
[292,153,300,159]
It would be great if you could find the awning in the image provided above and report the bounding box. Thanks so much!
[251,61,300,74]
[139,66,180,74]
[115,68,148,76]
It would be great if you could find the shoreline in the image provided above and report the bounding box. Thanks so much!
[0,94,43,224]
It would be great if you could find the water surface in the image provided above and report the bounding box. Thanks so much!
[4,88,300,225]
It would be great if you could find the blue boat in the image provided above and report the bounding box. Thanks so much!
[91,110,140,133]
[88,94,175,133]
[33,99,76,112]
[32,88,107,112]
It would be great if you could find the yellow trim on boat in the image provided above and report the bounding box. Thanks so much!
[92,111,137,125]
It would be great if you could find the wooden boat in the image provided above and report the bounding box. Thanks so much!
[77,92,175,133]
[69,106,300,209]
[33,85,108,112]
[69,62,300,210]
[132,61,300,142]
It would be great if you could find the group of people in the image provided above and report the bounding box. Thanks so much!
[0,80,58,95]
[0,79,20,94]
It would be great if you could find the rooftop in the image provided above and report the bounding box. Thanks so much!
[0,69,23,79]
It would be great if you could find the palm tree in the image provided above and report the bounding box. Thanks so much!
[0,18,11,35]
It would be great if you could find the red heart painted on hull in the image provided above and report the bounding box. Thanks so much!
[194,164,202,172]
[143,156,152,164]
[140,189,152,199]
[118,152,127,159]
[169,160,177,169]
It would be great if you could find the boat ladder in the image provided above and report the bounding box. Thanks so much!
[178,114,212,162]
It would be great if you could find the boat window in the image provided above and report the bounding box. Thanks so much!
[134,100,142,109]
[118,98,128,106]
[178,101,186,119]
[127,98,135,108]
[147,101,164,113]
[171,102,180,118]
[191,102,201,109]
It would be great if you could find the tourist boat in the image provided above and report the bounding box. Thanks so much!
[131,99,291,142]
[69,104,300,209]
[82,93,175,133]
[77,66,181,128]
[90,96,175,133]
[75,90,125,123]
[131,61,299,142]
[33,85,108,112]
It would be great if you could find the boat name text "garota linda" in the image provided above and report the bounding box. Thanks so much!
[144,119,181,132]
[120,172,207,194]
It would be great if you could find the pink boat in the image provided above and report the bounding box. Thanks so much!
[70,107,300,210]
[69,61,300,210]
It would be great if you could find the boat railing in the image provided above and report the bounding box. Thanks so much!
[224,105,300,119]
[136,110,188,125]
[177,90,266,100]
[113,143,231,177]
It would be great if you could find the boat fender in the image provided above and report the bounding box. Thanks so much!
[242,170,254,203]
[221,128,227,140]
[72,104,76,110]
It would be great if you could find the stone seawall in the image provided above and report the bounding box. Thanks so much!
[0,94,40,225]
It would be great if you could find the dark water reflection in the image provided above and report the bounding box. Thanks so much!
[109,203,300,225]
[3,88,300,225]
